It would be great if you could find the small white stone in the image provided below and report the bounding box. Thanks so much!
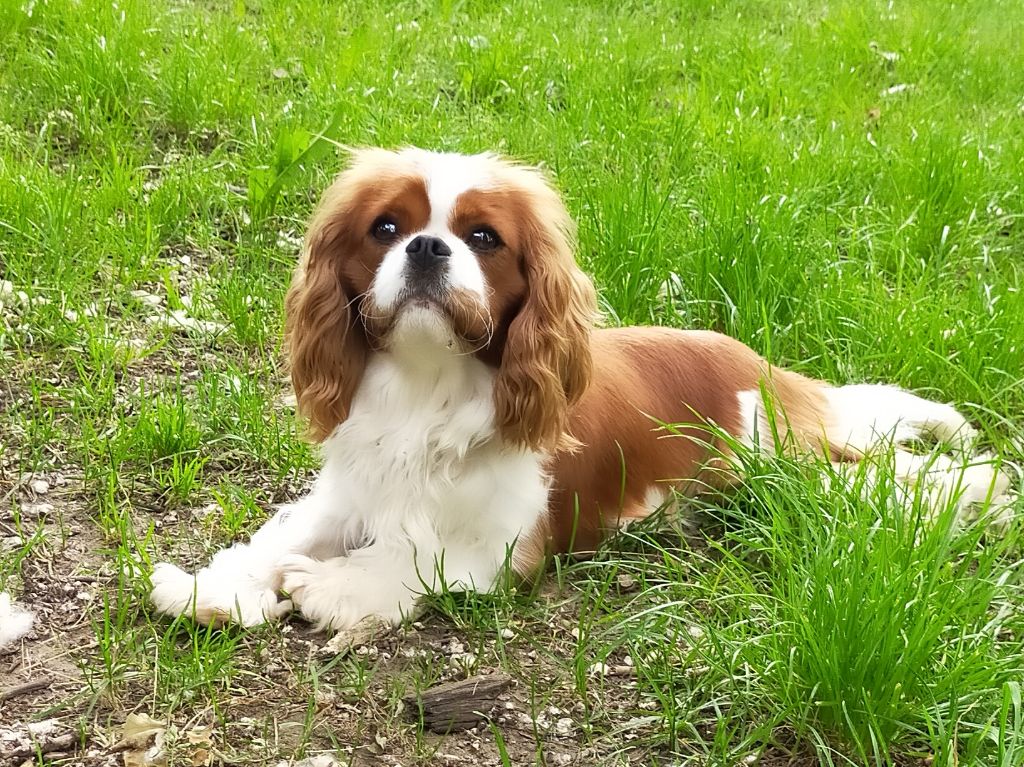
[499,627,515,640]
[131,289,164,307]
[23,502,53,517]
[147,309,226,335]
[881,83,913,97]
[29,478,50,495]
[616,573,637,591]
[26,719,59,737]
[196,503,220,519]
[587,662,610,676]
[554,717,574,737]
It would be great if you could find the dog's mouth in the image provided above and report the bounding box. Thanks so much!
[361,289,492,350]
[398,290,444,311]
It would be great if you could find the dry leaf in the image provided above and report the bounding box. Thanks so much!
[186,724,214,766]
[185,726,213,746]
[120,714,165,746]
[119,714,167,767]
[124,741,167,767]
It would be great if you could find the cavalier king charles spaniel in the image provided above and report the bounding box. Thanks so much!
[151,148,1015,630]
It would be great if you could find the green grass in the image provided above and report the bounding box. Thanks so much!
[2,0,1023,764]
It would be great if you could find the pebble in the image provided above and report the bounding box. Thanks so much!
[26,719,59,737]
[617,573,637,591]
[555,717,575,737]
[449,651,477,670]
[23,502,53,518]
[29,479,50,495]
[130,289,164,307]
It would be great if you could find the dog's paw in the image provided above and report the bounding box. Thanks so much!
[278,554,347,630]
[150,562,291,627]
[983,491,1017,535]
[950,457,1017,535]
[277,554,320,604]
[278,554,399,631]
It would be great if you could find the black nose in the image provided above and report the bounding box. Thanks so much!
[405,235,452,269]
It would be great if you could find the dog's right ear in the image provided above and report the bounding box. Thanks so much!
[285,178,368,443]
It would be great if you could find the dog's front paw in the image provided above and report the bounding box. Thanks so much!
[278,554,401,631]
[277,554,320,605]
[278,554,347,630]
[150,562,291,628]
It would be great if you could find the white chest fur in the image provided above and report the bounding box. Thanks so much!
[309,350,550,586]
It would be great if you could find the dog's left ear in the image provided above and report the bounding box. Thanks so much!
[494,176,596,452]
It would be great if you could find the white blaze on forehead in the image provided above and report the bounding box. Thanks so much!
[397,148,499,228]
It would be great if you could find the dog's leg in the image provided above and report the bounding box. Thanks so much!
[276,545,423,631]
[826,384,977,453]
[278,528,525,631]
[823,384,1019,530]
[150,492,345,627]
[829,448,1016,533]
[891,449,1016,531]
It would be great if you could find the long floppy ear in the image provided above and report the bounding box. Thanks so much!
[284,197,368,443]
[494,177,596,452]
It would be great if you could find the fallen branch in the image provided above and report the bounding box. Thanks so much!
[0,678,51,702]
[6,733,75,760]
[404,672,513,733]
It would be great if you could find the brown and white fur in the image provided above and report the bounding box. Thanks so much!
[150,148,1016,630]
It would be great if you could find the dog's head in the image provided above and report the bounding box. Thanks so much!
[285,148,596,450]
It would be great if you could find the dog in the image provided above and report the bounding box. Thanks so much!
[150,147,1015,630]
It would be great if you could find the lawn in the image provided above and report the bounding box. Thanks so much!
[2,0,1023,764]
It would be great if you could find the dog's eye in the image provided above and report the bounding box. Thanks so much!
[371,217,399,242]
[468,227,501,252]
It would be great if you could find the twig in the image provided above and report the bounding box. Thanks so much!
[0,678,51,702]
[7,733,75,760]
[404,671,513,733]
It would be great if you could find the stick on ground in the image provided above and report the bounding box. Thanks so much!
[404,672,513,734]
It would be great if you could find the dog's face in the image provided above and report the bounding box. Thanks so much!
[285,148,597,450]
